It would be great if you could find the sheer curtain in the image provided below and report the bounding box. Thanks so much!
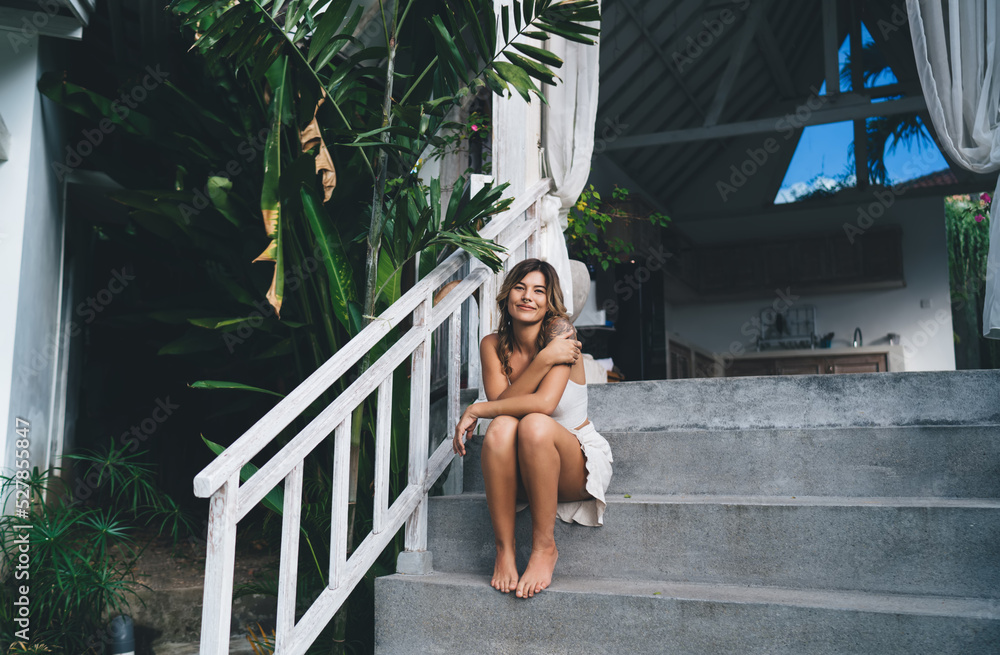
[907,0,1000,338]
[539,7,601,315]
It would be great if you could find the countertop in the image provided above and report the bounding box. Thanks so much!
[733,345,905,371]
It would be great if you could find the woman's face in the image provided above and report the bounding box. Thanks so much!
[507,270,548,325]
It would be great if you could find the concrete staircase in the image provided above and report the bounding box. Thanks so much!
[375,371,1000,654]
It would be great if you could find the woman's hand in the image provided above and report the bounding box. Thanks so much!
[452,404,479,456]
[543,333,582,366]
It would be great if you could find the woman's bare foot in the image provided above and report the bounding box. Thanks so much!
[515,544,558,598]
[491,546,519,593]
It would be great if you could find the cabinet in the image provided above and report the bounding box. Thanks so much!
[727,352,889,377]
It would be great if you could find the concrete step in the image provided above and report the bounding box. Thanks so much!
[460,425,1000,497]
[427,494,1000,599]
[375,571,1000,654]
[584,371,1000,431]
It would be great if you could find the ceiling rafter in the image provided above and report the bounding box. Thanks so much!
[604,95,927,151]
[703,0,769,127]
[617,0,708,118]
[754,15,794,98]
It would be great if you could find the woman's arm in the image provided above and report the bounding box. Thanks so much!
[454,357,572,455]
[480,331,581,401]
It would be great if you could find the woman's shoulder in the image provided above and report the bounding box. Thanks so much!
[480,332,499,348]
[545,315,576,340]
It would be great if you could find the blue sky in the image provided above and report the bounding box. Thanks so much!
[776,25,949,203]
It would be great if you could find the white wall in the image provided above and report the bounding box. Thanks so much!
[668,196,956,372]
[0,35,69,480]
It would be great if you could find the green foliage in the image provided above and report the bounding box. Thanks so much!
[38,1,601,651]
[944,192,999,369]
[566,184,670,271]
[0,442,194,653]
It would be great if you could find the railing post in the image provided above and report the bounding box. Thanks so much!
[526,197,541,259]
[397,295,433,574]
[275,462,303,651]
[199,474,239,655]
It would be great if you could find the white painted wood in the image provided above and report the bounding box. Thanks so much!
[235,328,424,520]
[0,113,9,162]
[428,267,490,331]
[404,297,432,553]
[288,485,422,655]
[330,416,351,588]
[467,295,481,393]
[59,0,90,24]
[372,376,392,534]
[822,0,839,94]
[447,310,461,446]
[0,8,83,39]
[199,475,239,655]
[604,96,927,150]
[275,463,303,650]
[195,178,551,499]
[194,179,553,654]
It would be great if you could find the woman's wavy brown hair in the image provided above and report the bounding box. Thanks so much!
[494,258,569,378]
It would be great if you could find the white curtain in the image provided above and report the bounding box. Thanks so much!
[539,8,601,316]
[907,0,1000,338]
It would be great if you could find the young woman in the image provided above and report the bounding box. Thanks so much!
[452,258,614,599]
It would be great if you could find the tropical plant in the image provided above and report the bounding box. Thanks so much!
[567,184,670,270]
[841,40,934,185]
[39,0,600,651]
[945,192,1000,369]
[0,441,193,653]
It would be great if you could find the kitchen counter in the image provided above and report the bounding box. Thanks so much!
[722,345,905,375]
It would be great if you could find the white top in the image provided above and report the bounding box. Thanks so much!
[549,378,589,430]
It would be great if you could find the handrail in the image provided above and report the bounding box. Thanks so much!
[193,177,552,499]
[196,178,552,655]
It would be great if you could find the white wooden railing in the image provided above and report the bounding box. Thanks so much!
[194,178,551,654]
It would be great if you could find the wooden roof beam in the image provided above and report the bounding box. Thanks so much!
[821,0,840,94]
[0,7,83,39]
[754,16,795,98]
[703,0,769,127]
[604,94,927,150]
[618,0,708,119]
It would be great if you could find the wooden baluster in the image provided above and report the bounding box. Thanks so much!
[330,416,351,588]
[373,377,393,534]
[275,462,303,649]
[526,199,540,259]
[398,296,433,574]
[199,474,239,654]
[443,310,463,495]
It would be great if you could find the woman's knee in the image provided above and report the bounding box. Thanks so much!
[517,413,554,450]
[482,416,519,454]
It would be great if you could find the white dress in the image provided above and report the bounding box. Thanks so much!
[508,375,614,526]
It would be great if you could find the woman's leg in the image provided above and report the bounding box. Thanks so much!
[515,413,589,598]
[480,415,521,593]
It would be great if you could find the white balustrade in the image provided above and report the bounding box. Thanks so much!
[195,178,551,654]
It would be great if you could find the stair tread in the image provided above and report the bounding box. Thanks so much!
[393,571,1000,619]
[440,492,1000,509]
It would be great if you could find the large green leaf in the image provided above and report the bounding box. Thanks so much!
[300,188,359,335]
[190,380,285,397]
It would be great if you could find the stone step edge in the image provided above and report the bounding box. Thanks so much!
[385,571,1000,620]
[595,423,1000,434]
[435,493,1000,509]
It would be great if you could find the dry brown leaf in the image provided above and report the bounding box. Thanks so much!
[300,92,337,202]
